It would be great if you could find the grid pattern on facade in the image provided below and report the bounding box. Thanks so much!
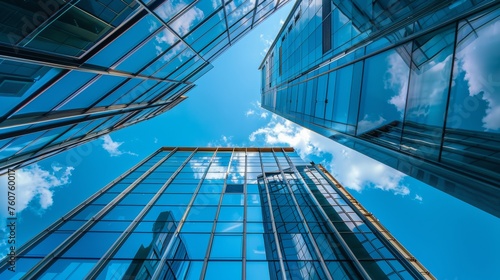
[0,0,290,174]
[0,147,432,279]
[260,0,500,217]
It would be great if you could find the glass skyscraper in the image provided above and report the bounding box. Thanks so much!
[260,0,500,217]
[0,0,290,173]
[0,147,433,279]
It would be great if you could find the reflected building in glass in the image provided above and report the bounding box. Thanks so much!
[0,0,290,173]
[260,0,500,217]
[0,147,433,279]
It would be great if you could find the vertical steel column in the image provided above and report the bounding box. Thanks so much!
[280,150,371,279]
[242,148,248,280]
[270,150,334,280]
[199,148,236,279]
[258,149,288,280]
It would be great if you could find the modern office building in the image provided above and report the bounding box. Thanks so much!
[0,0,290,174]
[260,0,500,217]
[0,147,433,279]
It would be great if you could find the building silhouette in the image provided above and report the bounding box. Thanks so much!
[0,0,290,173]
[260,0,500,217]
[0,147,433,279]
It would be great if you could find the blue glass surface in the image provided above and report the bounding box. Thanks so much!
[95,78,143,107]
[57,75,127,111]
[246,261,271,280]
[205,261,242,280]
[116,28,177,73]
[218,206,244,221]
[39,259,97,279]
[210,235,242,259]
[86,14,161,67]
[246,234,267,260]
[14,71,96,115]
[186,206,217,221]
[180,233,210,259]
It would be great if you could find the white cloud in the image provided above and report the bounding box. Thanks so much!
[406,54,452,119]
[385,52,409,115]
[245,109,255,117]
[245,101,269,119]
[208,135,235,147]
[0,164,74,214]
[357,115,386,135]
[226,0,256,25]
[249,115,411,196]
[414,194,423,202]
[154,137,158,144]
[101,135,138,157]
[152,0,204,63]
[457,20,500,131]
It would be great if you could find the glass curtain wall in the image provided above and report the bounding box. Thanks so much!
[260,0,500,217]
[0,0,291,173]
[0,147,431,279]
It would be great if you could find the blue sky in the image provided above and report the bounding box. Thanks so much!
[1,3,499,279]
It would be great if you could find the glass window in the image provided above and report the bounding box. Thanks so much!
[247,222,265,233]
[26,6,112,57]
[39,259,98,279]
[89,221,131,232]
[14,71,95,116]
[0,66,61,119]
[165,183,198,193]
[62,232,121,258]
[87,14,161,67]
[113,232,172,259]
[186,206,217,221]
[168,0,221,37]
[246,262,271,280]
[247,207,263,222]
[246,234,267,260]
[157,193,194,205]
[210,235,242,259]
[222,194,244,205]
[180,233,210,259]
[215,222,243,233]
[357,47,409,138]
[142,205,186,222]
[21,232,72,257]
[119,193,155,205]
[100,205,143,221]
[218,206,243,221]
[71,205,104,220]
[181,222,214,233]
[402,26,455,159]
[115,28,178,73]
[193,193,221,205]
[448,10,500,133]
[185,261,204,280]
[205,261,242,280]
[154,0,197,22]
[57,75,126,111]
[332,65,352,125]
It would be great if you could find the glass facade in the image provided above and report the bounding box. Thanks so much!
[0,147,432,279]
[260,0,500,217]
[0,0,290,173]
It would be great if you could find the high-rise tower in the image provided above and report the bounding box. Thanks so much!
[260,0,500,217]
[0,0,290,173]
[0,147,433,279]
